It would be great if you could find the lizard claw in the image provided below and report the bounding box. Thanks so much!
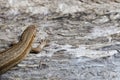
[39,39,50,46]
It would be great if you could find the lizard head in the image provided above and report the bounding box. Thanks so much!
[20,25,37,41]
[26,25,37,35]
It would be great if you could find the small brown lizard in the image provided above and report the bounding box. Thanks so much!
[0,25,48,74]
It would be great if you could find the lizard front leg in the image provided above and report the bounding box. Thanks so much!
[30,39,49,53]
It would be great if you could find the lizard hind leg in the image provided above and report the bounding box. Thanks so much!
[30,39,49,54]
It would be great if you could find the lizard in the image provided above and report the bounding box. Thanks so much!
[0,25,48,74]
